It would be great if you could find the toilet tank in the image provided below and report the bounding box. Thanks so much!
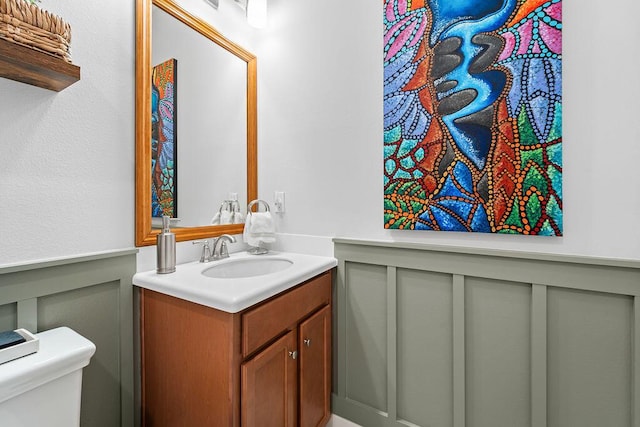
[0,327,96,427]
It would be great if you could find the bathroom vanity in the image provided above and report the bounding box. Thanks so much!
[134,252,336,427]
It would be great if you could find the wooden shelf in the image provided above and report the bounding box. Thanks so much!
[0,38,80,91]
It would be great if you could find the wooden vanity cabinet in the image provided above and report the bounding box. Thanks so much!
[241,330,298,427]
[241,305,331,427]
[140,270,333,427]
[298,305,331,427]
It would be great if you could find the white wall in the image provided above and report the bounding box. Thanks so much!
[0,1,135,265]
[2,0,640,267]
[257,0,640,260]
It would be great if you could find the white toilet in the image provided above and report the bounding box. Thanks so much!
[0,326,96,427]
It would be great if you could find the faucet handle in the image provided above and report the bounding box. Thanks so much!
[219,241,230,258]
[192,240,212,263]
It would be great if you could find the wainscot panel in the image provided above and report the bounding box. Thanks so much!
[0,249,137,427]
[332,239,640,427]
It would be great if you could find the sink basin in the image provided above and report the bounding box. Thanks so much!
[133,251,337,312]
[202,257,294,279]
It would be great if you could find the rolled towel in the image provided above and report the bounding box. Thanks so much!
[243,212,276,246]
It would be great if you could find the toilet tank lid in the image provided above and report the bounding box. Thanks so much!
[0,327,96,404]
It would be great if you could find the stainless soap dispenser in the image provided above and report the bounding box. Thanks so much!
[156,215,176,274]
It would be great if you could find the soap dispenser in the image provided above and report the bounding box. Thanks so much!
[156,215,176,274]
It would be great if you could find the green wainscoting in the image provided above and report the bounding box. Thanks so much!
[332,239,640,427]
[0,249,137,427]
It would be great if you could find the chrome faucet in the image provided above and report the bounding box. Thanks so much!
[193,234,236,263]
[212,234,236,260]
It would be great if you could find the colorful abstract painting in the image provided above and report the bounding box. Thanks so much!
[151,58,178,218]
[383,0,562,235]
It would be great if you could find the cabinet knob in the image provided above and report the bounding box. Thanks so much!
[288,350,298,360]
[303,339,311,347]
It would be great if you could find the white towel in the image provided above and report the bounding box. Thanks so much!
[211,211,233,225]
[233,211,245,224]
[243,212,276,246]
[212,208,234,225]
[220,210,233,224]
[211,211,221,225]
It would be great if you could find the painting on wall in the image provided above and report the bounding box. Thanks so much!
[151,58,178,218]
[383,0,562,235]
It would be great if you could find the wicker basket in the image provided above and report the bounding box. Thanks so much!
[0,0,72,62]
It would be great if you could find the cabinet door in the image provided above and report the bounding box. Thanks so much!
[241,330,298,427]
[299,305,332,427]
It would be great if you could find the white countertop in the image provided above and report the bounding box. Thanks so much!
[132,251,337,313]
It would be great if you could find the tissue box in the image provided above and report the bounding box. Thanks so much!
[0,329,39,365]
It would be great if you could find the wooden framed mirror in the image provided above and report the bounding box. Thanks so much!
[135,0,257,246]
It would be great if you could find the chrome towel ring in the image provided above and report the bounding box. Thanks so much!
[247,199,270,213]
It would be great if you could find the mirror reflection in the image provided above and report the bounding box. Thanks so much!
[135,0,257,246]
[151,5,247,228]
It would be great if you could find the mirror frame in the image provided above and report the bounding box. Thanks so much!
[135,0,257,246]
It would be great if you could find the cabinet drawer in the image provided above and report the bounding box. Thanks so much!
[242,271,331,357]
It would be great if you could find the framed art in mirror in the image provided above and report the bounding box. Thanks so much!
[151,57,178,219]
